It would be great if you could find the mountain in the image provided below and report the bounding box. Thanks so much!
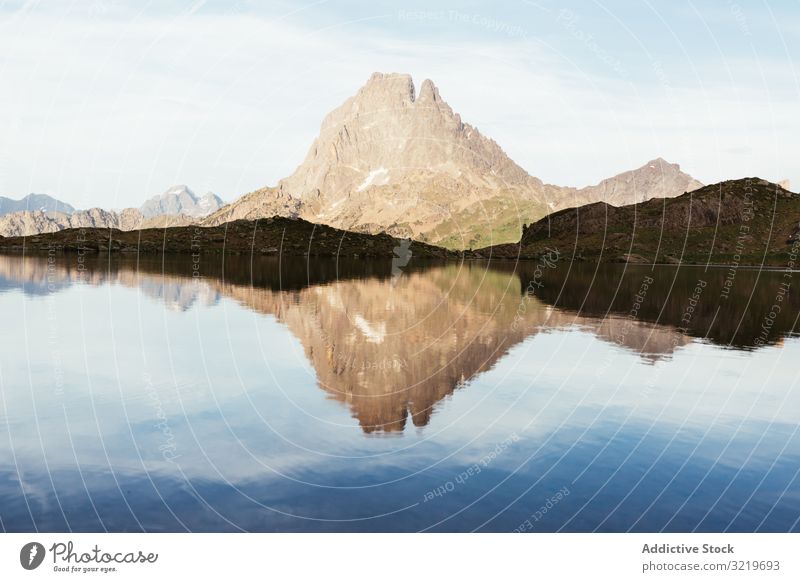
[139,185,224,218]
[0,194,76,216]
[0,185,222,237]
[483,178,798,265]
[566,158,703,207]
[0,208,194,238]
[204,72,559,248]
[0,255,701,434]
[205,72,702,249]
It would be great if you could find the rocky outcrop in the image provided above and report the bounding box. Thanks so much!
[278,72,543,198]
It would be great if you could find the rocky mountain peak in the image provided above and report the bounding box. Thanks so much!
[278,72,533,205]
[362,72,415,101]
[204,73,704,249]
[140,185,223,218]
[355,73,442,106]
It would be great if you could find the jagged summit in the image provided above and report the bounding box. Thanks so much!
[280,69,528,199]
[357,72,416,104]
[349,72,443,106]
[418,78,441,102]
[355,73,444,105]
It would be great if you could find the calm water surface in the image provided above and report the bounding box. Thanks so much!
[0,253,798,532]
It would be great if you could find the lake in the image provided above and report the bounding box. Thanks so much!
[1,252,798,532]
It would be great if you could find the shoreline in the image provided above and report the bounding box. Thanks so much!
[1,246,794,270]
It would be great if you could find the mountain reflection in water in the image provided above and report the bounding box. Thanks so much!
[0,255,800,530]
[1,254,797,434]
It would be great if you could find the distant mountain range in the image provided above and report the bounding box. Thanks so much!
[204,72,705,249]
[139,185,224,219]
[0,194,75,216]
[0,185,224,237]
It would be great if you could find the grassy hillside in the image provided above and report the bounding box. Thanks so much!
[0,216,457,259]
[479,178,800,266]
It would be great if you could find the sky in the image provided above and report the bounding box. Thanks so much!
[0,0,798,209]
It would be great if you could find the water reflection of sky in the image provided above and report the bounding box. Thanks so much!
[0,256,798,532]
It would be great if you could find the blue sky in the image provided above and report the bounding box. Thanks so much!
[0,0,797,208]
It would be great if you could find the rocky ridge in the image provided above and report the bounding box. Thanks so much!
[0,185,222,237]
